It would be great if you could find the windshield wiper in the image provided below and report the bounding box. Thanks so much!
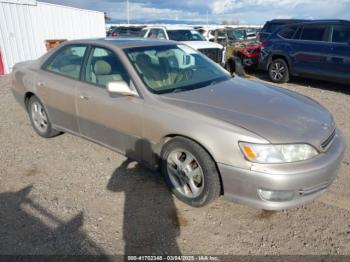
[171,88,186,93]
[209,77,229,86]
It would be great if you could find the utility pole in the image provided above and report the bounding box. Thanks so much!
[127,0,130,25]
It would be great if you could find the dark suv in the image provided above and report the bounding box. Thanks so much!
[259,20,350,84]
[258,19,309,42]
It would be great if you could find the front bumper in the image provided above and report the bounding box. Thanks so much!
[218,131,346,210]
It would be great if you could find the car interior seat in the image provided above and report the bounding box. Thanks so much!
[135,54,171,89]
[94,60,123,87]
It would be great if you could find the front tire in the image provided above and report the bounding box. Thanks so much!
[268,58,290,83]
[28,96,61,138]
[161,137,221,207]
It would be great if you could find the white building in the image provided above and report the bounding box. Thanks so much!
[0,0,106,74]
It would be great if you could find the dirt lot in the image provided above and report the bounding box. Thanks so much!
[0,74,349,256]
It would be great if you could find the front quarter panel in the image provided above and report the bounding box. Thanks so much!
[142,97,268,169]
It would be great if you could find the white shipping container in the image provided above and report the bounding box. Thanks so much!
[0,0,106,74]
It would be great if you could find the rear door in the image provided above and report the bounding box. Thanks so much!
[37,45,88,132]
[292,24,331,76]
[327,24,350,80]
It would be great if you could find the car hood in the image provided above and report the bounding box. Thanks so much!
[160,77,334,148]
[183,41,223,50]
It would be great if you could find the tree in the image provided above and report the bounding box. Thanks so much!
[104,12,111,21]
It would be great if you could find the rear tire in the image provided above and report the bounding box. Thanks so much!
[268,58,289,83]
[27,96,61,138]
[161,137,221,207]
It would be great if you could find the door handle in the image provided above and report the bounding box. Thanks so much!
[36,81,45,87]
[79,94,89,100]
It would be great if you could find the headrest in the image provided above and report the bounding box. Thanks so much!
[94,60,112,75]
[135,54,151,66]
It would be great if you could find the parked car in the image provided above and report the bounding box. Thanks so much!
[209,28,262,75]
[258,19,309,42]
[227,27,259,41]
[259,20,350,84]
[11,39,345,210]
[107,26,145,38]
[197,27,227,42]
[106,26,116,36]
[143,26,225,64]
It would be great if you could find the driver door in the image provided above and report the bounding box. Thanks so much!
[76,46,143,159]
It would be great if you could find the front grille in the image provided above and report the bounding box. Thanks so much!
[198,48,223,63]
[321,129,336,150]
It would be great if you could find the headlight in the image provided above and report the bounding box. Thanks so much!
[239,142,318,164]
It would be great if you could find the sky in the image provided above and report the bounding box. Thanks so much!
[42,0,350,24]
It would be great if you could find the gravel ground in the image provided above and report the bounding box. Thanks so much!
[0,74,349,256]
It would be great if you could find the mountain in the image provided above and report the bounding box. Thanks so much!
[107,18,218,25]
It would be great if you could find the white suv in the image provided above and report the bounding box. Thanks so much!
[142,26,225,65]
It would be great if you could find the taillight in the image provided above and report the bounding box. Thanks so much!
[111,33,118,38]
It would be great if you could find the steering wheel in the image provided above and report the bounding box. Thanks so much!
[174,68,194,83]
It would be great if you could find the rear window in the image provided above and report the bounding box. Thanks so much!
[300,26,327,41]
[113,27,143,36]
[332,25,350,43]
[263,22,284,33]
[278,26,298,39]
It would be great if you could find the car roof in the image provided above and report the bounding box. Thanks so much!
[145,25,194,30]
[268,19,349,25]
[65,38,178,49]
[275,19,350,30]
[267,19,310,24]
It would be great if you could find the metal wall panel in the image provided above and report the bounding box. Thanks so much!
[0,1,105,73]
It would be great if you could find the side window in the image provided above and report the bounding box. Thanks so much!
[84,47,129,87]
[293,27,302,40]
[278,26,298,39]
[332,25,350,43]
[157,29,167,39]
[140,28,148,37]
[300,25,327,41]
[148,29,159,39]
[45,45,87,79]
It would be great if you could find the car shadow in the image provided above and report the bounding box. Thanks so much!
[106,139,181,255]
[0,185,109,257]
[246,69,350,95]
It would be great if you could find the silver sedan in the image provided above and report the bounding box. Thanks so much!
[11,38,346,210]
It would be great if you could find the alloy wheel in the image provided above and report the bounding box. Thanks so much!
[31,102,48,133]
[167,149,204,198]
[270,62,286,81]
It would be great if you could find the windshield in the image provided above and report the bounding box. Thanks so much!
[125,45,231,94]
[227,30,246,40]
[212,30,227,38]
[166,30,206,41]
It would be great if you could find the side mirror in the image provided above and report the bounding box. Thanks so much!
[107,81,138,97]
